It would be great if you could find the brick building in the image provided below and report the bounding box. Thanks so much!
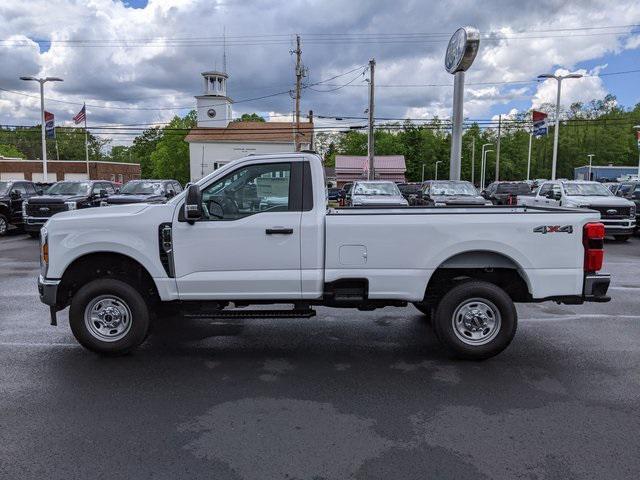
[0,158,141,184]
[334,155,406,187]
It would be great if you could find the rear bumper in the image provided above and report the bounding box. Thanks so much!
[583,273,611,302]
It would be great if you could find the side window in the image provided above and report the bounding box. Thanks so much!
[92,183,103,195]
[173,182,183,193]
[201,162,292,221]
[12,183,27,195]
[104,183,115,194]
[538,183,552,197]
[25,183,37,195]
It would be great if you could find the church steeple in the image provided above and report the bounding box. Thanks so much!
[196,70,232,127]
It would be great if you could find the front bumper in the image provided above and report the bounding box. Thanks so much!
[601,218,635,235]
[583,273,611,302]
[38,275,60,307]
[24,217,48,232]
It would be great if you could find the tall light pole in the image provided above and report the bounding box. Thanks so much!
[526,128,533,181]
[634,125,640,180]
[480,143,492,188]
[482,150,494,189]
[421,162,426,183]
[470,137,476,185]
[587,154,595,181]
[435,160,443,180]
[537,72,583,180]
[367,59,376,180]
[20,76,63,181]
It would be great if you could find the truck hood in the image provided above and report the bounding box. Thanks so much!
[432,195,486,205]
[51,202,151,221]
[28,194,87,204]
[106,194,165,204]
[565,196,633,207]
[352,195,408,206]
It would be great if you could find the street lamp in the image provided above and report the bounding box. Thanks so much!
[480,143,492,188]
[482,150,494,189]
[587,154,595,181]
[634,125,640,180]
[435,160,443,180]
[537,72,583,180]
[19,76,64,181]
[421,162,426,183]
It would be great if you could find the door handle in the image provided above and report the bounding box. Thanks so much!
[265,227,293,235]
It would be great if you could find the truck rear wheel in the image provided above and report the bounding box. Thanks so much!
[432,280,517,360]
[0,214,8,236]
[69,278,150,355]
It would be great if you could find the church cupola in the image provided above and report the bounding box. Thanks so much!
[196,70,233,127]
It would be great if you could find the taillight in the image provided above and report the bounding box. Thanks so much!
[583,222,605,272]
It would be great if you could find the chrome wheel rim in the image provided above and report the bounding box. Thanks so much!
[84,295,132,342]
[0,217,6,235]
[452,298,501,346]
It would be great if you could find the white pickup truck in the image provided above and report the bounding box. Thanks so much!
[38,153,611,360]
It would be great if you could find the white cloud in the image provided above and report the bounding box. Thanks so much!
[531,67,609,110]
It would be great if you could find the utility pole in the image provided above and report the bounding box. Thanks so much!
[294,35,303,151]
[367,58,376,180]
[526,129,533,181]
[421,163,425,183]
[587,154,595,180]
[495,114,502,181]
[470,137,476,185]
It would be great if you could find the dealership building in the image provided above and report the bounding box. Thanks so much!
[0,157,141,184]
[574,165,639,181]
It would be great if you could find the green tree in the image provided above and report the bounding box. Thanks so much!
[0,144,25,158]
[149,110,197,184]
[232,113,265,122]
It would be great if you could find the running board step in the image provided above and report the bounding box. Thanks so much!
[184,309,316,319]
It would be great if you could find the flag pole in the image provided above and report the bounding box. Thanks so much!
[83,103,89,178]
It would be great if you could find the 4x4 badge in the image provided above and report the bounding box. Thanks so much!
[533,225,573,234]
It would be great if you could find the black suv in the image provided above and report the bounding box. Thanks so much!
[483,181,534,205]
[0,181,41,236]
[103,179,182,206]
[616,181,640,230]
[23,180,117,237]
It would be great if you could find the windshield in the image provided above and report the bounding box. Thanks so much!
[430,181,477,196]
[563,182,612,196]
[353,182,401,196]
[496,183,531,194]
[0,182,11,195]
[120,181,164,195]
[45,182,91,196]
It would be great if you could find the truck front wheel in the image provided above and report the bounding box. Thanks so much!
[69,278,150,355]
[432,281,517,360]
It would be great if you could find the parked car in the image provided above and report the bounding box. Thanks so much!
[0,180,41,236]
[397,182,423,205]
[103,179,182,206]
[349,180,408,206]
[483,182,535,205]
[614,181,640,230]
[38,152,610,360]
[415,180,489,207]
[518,180,636,241]
[23,180,117,237]
[327,187,344,203]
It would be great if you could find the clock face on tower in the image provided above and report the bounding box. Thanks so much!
[207,108,217,118]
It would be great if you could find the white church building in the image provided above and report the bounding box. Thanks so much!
[186,70,314,181]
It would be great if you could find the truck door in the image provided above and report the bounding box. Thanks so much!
[172,160,303,300]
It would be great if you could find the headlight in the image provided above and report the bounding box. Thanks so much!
[65,201,77,210]
[22,201,28,217]
[40,226,48,275]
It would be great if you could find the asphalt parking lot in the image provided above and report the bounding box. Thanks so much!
[1,231,639,480]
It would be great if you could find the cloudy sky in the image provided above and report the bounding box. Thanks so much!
[0,0,639,143]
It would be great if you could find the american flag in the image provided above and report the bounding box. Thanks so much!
[73,104,86,124]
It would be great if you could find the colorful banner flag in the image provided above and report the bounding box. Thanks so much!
[44,111,55,138]
[532,110,548,137]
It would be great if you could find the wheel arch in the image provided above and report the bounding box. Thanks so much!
[57,251,160,308]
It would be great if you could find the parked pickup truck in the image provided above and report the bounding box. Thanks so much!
[38,153,610,360]
[518,180,636,241]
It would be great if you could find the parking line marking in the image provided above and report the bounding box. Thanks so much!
[522,314,640,322]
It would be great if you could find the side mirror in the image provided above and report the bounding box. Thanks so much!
[553,191,562,200]
[167,190,176,198]
[99,189,108,198]
[184,184,203,223]
[10,190,21,199]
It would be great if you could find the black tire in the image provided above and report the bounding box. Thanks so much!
[28,231,40,238]
[412,302,432,321]
[0,214,8,237]
[69,278,150,355]
[432,281,517,360]
[614,235,631,242]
